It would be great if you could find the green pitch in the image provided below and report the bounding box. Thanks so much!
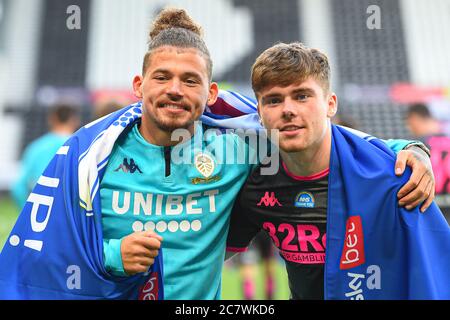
[221,258,290,300]
[0,196,19,251]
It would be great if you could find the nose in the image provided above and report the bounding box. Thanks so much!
[281,97,297,119]
[166,78,183,99]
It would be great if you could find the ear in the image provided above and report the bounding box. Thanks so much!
[327,93,338,118]
[206,82,219,106]
[132,75,143,99]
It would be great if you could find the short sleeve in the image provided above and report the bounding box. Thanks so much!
[226,190,261,252]
[383,139,430,156]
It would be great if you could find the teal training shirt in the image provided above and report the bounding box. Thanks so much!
[384,139,421,155]
[12,132,71,208]
[100,121,257,299]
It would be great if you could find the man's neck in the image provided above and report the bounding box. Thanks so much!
[139,118,195,146]
[280,128,331,177]
[424,121,442,136]
[52,126,74,136]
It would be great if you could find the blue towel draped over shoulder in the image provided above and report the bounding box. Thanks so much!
[326,125,450,299]
[0,103,163,299]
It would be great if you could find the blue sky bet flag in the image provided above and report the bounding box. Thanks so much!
[0,103,163,299]
[325,125,450,299]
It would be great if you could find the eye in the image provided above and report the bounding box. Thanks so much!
[185,78,199,86]
[265,97,281,105]
[296,94,309,101]
[153,74,167,81]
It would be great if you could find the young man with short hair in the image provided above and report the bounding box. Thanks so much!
[226,42,450,299]
[406,103,450,222]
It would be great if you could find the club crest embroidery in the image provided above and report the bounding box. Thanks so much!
[192,152,220,184]
[194,152,215,178]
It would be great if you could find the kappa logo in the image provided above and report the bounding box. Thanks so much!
[257,192,282,207]
[114,158,142,173]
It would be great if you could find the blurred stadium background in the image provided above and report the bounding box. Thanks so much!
[0,0,449,299]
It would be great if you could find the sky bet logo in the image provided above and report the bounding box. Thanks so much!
[138,273,159,300]
[339,216,382,299]
[340,216,365,269]
[294,192,315,208]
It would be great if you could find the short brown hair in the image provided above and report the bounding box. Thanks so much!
[407,103,432,119]
[142,8,213,80]
[251,42,330,97]
[48,104,80,124]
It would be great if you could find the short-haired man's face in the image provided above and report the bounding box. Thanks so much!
[133,46,218,133]
[257,77,337,152]
[406,114,424,137]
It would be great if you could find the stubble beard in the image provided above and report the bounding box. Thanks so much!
[156,118,193,132]
[152,112,195,133]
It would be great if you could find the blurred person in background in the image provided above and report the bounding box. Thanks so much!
[406,103,450,221]
[93,100,123,120]
[406,103,444,140]
[11,104,80,208]
[91,92,135,120]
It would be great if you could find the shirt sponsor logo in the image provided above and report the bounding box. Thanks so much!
[111,189,219,216]
[114,158,142,173]
[340,216,365,270]
[263,222,326,265]
[280,251,325,264]
[294,191,315,208]
[257,192,282,207]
